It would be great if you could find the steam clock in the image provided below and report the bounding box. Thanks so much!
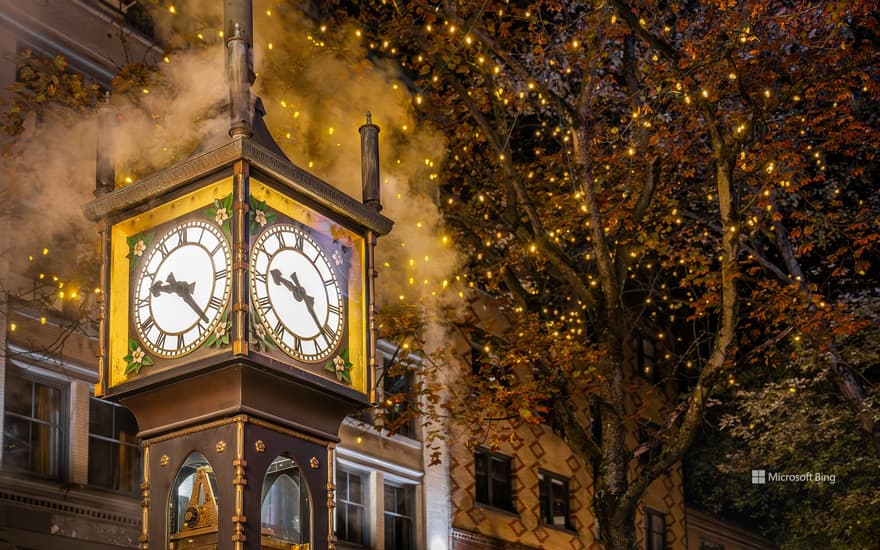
[83,4,392,549]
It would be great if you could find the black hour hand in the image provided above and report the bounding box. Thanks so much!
[270,269,321,328]
[151,273,209,323]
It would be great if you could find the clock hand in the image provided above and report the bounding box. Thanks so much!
[150,273,210,323]
[269,269,323,330]
[290,272,322,329]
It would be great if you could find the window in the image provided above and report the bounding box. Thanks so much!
[382,357,417,439]
[337,468,368,546]
[88,397,141,493]
[539,470,573,530]
[474,449,514,512]
[645,509,666,550]
[383,483,415,550]
[2,367,65,479]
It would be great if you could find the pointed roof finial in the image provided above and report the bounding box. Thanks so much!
[366,111,372,125]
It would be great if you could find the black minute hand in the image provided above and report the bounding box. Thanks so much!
[270,269,322,329]
[151,273,210,323]
[291,272,322,329]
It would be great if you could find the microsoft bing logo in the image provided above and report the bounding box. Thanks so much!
[751,470,766,484]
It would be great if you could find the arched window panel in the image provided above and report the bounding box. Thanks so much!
[261,455,312,548]
[169,452,219,543]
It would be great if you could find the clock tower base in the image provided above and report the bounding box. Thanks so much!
[125,364,357,550]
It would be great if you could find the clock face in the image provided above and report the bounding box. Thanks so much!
[250,223,344,362]
[133,220,232,358]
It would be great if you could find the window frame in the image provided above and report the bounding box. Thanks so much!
[538,469,574,531]
[336,466,370,547]
[87,396,141,494]
[383,481,415,550]
[381,356,418,439]
[645,508,667,550]
[2,364,68,480]
[474,448,516,513]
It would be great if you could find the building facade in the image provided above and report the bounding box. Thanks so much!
[1,3,774,550]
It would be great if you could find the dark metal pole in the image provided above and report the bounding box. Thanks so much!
[95,91,115,196]
[359,113,381,211]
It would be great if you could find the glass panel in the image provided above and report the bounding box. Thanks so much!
[88,438,114,488]
[169,453,219,539]
[383,484,414,550]
[88,398,141,493]
[5,373,32,416]
[474,452,489,504]
[261,456,311,547]
[33,384,61,423]
[89,398,114,438]
[2,415,31,471]
[115,405,139,440]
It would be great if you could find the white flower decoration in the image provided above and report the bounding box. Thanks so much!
[333,249,343,266]
[133,239,146,257]
[215,207,230,224]
[255,210,267,227]
[131,347,145,364]
[214,323,227,339]
[333,356,346,372]
[255,323,266,339]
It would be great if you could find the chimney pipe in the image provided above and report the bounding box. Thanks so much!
[94,91,115,197]
[359,112,381,210]
[227,22,252,137]
[224,0,254,82]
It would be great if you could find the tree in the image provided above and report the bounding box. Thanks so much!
[313,1,880,548]
[686,292,880,549]
[3,3,878,548]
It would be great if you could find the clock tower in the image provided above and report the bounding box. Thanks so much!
[83,3,392,549]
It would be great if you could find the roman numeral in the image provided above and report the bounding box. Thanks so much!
[177,334,186,349]
[209,296,224,311]
[320,324,337,343]
[140,316,154,332]
[255,271,267,284]
[273,320,285,337]
[136,296,150,309]
[257,296,272,312]
[276,231,286,248]
[293,336,303,353]
[177,227,188,245]
[294,232,304,250]
[156,332,166,349]
[215,268,228,281]
[158,241,170,257]
[327,304,341,317]
[212,242,223,256]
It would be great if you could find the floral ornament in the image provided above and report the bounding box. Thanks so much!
[248,307,275,352]
[125,231,153,269]
[325,347,353,384]
[204,311,231,348]
[124,338,153,375]
[206,194,234,235]
[248,197,276,233]
[332,249,343,267]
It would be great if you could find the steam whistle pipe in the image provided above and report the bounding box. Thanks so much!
[95,91,115,197]
[359,112,382,211]
[227,23,252,138]
[224,0,254,82]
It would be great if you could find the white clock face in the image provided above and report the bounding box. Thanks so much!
[250,223,344,362]
[133,220,232,358]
